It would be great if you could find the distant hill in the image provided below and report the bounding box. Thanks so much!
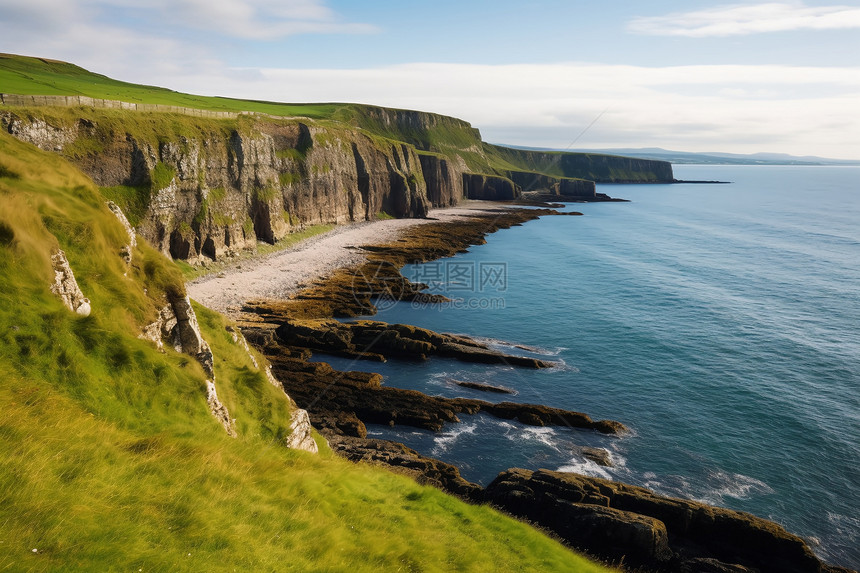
[499,145,860,166]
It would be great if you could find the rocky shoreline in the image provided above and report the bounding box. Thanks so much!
[240,207,853,573]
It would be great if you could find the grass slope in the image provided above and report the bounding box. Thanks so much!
[0,130,612,571]
[1,53,672,185]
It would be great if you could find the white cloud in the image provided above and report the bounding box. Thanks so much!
[1,0,858,158]
[148,0,377,39]
[628,2,860,37]
[0,0,376,41]
[159,62,860,159]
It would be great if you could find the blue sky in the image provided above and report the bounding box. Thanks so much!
[1,0,859,158]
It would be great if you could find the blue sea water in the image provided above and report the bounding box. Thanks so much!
[320,165,860,569]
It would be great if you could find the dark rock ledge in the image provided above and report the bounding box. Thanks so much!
[275,317,556,368]
[240,208,853,573]
[248,327,625,437]
[252,328,851,573]
[483,469,852,573]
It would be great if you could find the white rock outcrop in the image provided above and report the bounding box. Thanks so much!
[206,380,237,437]
[170,295,214,376]
[106,201,136,268]
[284,408,319,454]
[225,325,320,453]
[139,296,214,377]
[49,249,91,316]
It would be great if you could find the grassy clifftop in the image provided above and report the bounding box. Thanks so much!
[0,53,673,184]
[0,128,612,571]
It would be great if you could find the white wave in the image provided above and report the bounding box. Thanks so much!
[540,358,578,373]
[502,425,562,451]
[644,470,773,506]
[557,459,615,480]
[704,470,774,501]
[827,511,860,534]
[521,426,560,450]
[468,335,565,357]
[431,423,477,455]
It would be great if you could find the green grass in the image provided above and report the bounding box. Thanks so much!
[0,53,340,119]
[1,53,670,190]
[0,54,485,160]
[0,129,614,572]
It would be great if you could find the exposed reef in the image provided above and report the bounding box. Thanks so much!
[274,318,555,368]
[239,205,849,573]
[483,469,849,573]
[253,333,623,436]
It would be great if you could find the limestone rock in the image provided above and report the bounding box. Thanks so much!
[170,295,214,376]
[275,318,556,368]
[579,446,613,467]
[1,114,76,152]
[205,380,237,438]
[284,408,318,453]
[261,337,625,436]
[452,379,515,394]
[49,249,91,316]
[463,173,519,201]
[106,201,137,267]
[326,433,481,499]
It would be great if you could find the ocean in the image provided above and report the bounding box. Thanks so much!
[318,165,860,569]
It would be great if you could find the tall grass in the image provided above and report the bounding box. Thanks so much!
[0,130,613,572]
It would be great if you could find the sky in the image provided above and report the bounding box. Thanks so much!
[1,0,859,159]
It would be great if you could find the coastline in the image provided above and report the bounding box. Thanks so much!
[186,203,509,318]
[185,206,853,573]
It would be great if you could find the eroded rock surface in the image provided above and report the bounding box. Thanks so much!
[258,338,625,436]
[206,380,237,438]
[275,318,555,368]
[106,201,136,267]
[327,433,481,499]
[49,249,90,316]
[483,468,838,573]
[284,408,319,454]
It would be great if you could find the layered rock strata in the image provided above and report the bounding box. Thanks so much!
[254,333,623,437]
[275,318,555,368]
[241,206,849,573]
[1,106,664,270]
[483,469,848,573]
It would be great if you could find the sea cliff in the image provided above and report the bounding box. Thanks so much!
[1,93,673,265]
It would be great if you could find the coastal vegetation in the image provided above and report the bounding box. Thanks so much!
[3,52,847,573]
[0,53,671,183]
[0,127,614,571]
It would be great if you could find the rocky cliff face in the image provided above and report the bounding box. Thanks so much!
[488,144,675,183]
[418,153,466,206]
[1,104,675,264]
[506,171,597,198]
[463,173,519,200]
[1,111,433,262]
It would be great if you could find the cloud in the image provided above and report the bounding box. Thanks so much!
[628,2,860,37]
[163,62,859,159]
[0,0,376,41]
[1,0,858,158]
[140,0,378,39]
